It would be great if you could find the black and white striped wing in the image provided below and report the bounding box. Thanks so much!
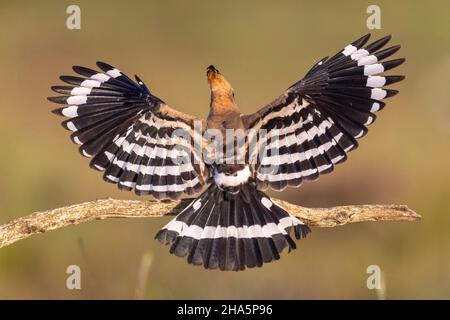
[49,62,209,199]
[244,34,405,191]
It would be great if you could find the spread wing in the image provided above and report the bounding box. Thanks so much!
[244,34,405,191]
[48,62,209,199]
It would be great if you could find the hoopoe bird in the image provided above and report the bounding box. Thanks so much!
[48,34,404,271]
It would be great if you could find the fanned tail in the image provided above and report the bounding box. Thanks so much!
[155,184,310,271]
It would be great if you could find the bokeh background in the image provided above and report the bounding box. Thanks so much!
[0,0,449,299]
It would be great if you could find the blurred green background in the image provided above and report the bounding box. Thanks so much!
[0,0,449,299]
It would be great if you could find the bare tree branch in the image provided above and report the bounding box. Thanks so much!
[0,198,421,249]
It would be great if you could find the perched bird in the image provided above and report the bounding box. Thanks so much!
[48,34,404,271]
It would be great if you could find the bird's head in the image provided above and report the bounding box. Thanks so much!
[206,65,235,101]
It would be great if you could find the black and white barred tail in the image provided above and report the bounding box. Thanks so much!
[155,184,310,271]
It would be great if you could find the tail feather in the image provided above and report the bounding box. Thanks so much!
[169,193,216,257]
[155,184,311,271]
[241,199,262,268]
[187,199,218,266]
[249,191,284,264]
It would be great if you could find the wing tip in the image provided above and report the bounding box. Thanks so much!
[385,75,405,86]
[72,65,95,76]
[384,89,399,98]
[352,33,371,47]
[50,107,63,115]
[96,61,114,71]
[47,96,63,103]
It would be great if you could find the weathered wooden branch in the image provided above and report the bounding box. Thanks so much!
[0,198,420,249]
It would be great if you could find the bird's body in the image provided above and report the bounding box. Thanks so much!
[49,34,405,271]
[205,65,250,192]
